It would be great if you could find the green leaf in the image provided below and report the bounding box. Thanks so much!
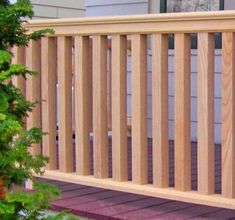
[0,50,11,68]
[0,113,6,120]
[0,92,9,112]
[0,201,15,215]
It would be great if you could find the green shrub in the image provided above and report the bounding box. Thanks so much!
[0,1,79,219]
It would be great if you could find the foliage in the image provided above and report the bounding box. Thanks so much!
[0,0,79,219]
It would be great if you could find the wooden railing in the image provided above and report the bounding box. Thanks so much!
[12,11,235,209]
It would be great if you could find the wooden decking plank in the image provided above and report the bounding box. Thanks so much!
[52,190,124,209]
[36,139,230,219]
[58,183,89,192]
[156,204,219,219]
[111,201,193,220]
[60,187,106,199]
[92,197,168,219]
[192,209,235,219]
[66,193,144,218]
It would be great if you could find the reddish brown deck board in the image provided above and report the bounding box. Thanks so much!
[111,201,193,220]
[36,139,235,219]
[60,187,106,199]
[52,190,125,208]
[37,177,235,219]
[67,193,144,212]
[86,197,169,219]
[58,183,89,191]
[66,193,147,219]
[192,209,235,219]
[153,204,220,219]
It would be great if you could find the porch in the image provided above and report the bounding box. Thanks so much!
[38,140,230,219]
[12,10,235,213]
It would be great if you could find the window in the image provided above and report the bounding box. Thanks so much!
[159,0,224,49]
[160,0,224,13]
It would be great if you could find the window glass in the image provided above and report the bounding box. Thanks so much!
[167,0,221,12]
[159,0,224,49]
[167,0,220,12]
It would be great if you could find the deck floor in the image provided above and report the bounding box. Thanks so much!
[38,139,235,219]
[38,177,235,220]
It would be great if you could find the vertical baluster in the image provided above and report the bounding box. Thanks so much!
[75,36,92,175]
[57,36,73,172]
[93,35,108,178]
[131,34,148,184]
[26,40,42,156]
[198,33,215,194]
[41,37,57,170]
[112,35,128,181]
[12,46,26,96]
[152,34,169,188]
[222,32,235,198]
[174,33,191,191]
[107,48,112,130]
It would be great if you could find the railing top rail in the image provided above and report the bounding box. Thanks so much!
[25,10,235,35]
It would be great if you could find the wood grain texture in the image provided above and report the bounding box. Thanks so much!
[57,36,73,172]
[25,40,42,156]
[25,11,235,35]
[131,34,148,184]
[12,46,26,96]
[92,35,109,178]
[75,36,92,175]
[152,34,169,188]
[42,170,235,210]
[41,37,57,170]
[222,32,235,198]
[111,35,128,181]
[174,33,191,191]
[198,33,215,195]
[107,49,112,130]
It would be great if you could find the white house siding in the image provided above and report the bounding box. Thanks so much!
[85,0,148,16]
[85,0,227,143]
[125,49,222,143]
[30,0,85,19]
[225,0,235,10]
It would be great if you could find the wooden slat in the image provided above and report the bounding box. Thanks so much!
[41,37,57,170]
[107,49,112,130]
[75,36,92,175]
[12,46,26,96]
[93,35,109,178]
[174,33,191,191]
[152,34,169,188]
[57,36,73,172]
[222,32,235,198]
[198,33,215,195]
[131,34,148,184]
[107,39,131,51]
[25,40,42,156]
[111,35,128,181]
